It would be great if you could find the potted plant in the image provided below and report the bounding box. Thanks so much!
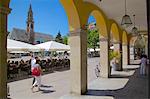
[109,50,121,71]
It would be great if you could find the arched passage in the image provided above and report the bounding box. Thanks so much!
[109,20,123,71]
[60,0,88,95]
[61,0,111,94]
[129,36,138,60]
[109,20,121,43]
[134,35,146,59]
[122,30,129,66]
[81,1,111,78]
[90,10,110,77]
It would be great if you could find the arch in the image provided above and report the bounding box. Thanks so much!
[134,35,146,48]
[74,1,109,38]
[122,30,128,45]
[60,0,81,31]
[109,20,121,42]
[90,10,108,38]
[130,36,138,47]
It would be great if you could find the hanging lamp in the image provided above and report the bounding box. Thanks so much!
[131,15,138,36]
[121,0,132,28]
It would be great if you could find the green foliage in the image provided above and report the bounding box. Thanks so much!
[87,29,99,50]
[55,32,63,43]
[63,36,68,45]
[109,50,121,61]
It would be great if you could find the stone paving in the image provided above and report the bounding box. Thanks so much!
[86,65,149,99]
[8,58,149,99]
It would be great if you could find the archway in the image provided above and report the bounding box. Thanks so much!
[90,10,110,78]
[86,15,100,88]
[122,30,129,66]
[109,20,122,72]
[61,0,110,94]
[129,36,138,61]
[134,35,146,59]
[62,0,110,94]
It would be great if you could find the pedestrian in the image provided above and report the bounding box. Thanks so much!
[31,59,42,92]
[30,53,38,85]
[95,65,100,78]
[140,54,147,76]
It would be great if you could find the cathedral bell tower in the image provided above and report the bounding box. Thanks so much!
[26,4,34,44]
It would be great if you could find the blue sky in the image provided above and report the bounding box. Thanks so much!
[8,0,95,37]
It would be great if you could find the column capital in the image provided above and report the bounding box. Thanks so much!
[130,45,134,47]
[99,38,108,42]
[0,6,11,14]
[70,28,86,37]
[122,43,128,46]
[111,41,121,44]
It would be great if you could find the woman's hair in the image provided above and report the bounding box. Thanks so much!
[141,54,147,58]
[36,60,40,64]
[144,55,147,58]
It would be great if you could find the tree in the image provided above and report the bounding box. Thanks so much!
[87,29,99,51]
[55,31,63,43]
[63,36,68,45]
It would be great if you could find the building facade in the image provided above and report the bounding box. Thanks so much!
[8,4,53,44]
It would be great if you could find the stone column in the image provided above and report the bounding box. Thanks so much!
[122,44,128,66]
[0,6,11,99]
[127,45,130,64]
[145,40,148,56]
[99,38,110,78]
[130,46,135,60]
[129,46,135,64]
[113,42,122,71]
[70,29,87,95]
[113,42,120,51]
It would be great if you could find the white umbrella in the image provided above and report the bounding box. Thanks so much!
[7,39,41,52]
[9,51,29,53]
[88,48,100,52]
[35,41,70,51]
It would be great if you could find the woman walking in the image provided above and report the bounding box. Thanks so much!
[31,59,42,92]
[140,54,147,76]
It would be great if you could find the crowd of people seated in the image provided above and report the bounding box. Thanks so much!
[7,57,70,80]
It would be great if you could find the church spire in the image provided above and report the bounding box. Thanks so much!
[27,4,33,22]
[26,4,34,44]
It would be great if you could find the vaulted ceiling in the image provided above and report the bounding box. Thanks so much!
[84,0,147,33]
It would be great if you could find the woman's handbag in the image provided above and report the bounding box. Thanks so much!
[32,67,40,76]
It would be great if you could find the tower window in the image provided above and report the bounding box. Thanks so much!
[31,24,33,28]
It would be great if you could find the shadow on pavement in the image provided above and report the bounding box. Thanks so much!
[40,84,53,88]
[110,74,131,78]
[86,68,149,99]
[40,89,55,94]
